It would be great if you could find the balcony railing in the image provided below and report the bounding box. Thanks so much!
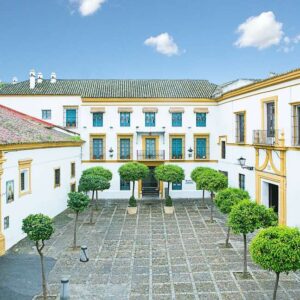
[137,150,165,161]
[253,130,281,146]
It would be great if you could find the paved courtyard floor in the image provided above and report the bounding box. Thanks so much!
[8,199,300,299]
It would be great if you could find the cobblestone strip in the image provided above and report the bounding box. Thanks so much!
[173,207,199,299]
[149,205,153,300]
[187,205,222,299]
[161,203,176,299]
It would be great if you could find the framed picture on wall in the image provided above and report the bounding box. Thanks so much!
[6,180,14,203]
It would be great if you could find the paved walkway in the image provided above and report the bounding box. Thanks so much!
[7,199,300,299]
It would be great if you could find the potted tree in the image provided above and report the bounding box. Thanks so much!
[191,167,210,208]
[215,187,250,247]
[154,164,185,214]
[118,162,149,214]
[229,200,278,279]
[250,226,300,300]
[67,192,90,249]
[195,169,228,222]
[22,214,54,300]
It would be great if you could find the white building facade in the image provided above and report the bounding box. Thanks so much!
[0,69,299,229]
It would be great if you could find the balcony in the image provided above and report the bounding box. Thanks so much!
[253,130,282,146]
[137,150,165,161]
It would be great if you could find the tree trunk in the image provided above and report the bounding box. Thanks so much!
[243,234,248,278]
[89,190,94,224]
[95,190,99,210]
[273,272,280,300]
[210,192,214,222]
[132,181,135,198]
[73,212,78,249]
[36,242,47,300]
[202,189,205,207]
[225,226,231,247]
[167,182,170,198]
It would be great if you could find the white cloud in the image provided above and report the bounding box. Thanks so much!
[279,33,300,53]
[235,11,283,50]
[71,0,106,16]
[144,33,179,56]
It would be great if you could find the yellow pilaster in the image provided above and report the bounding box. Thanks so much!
[0,151,6,255]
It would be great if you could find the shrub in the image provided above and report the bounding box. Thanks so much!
[250,226,300,300]
[82,166,112,181]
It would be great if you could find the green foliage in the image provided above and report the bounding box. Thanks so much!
[129,196,137,207]
[229,200,278,235]
[250,226,300,274]
[79,173,110,192]
[22,214,54,242]
[215,188,250,214]
[68,192,90,213]
[118,162,149,182]
[196,169,228,193]
[165,195,173,207]
[82,166,112,181]
[154,164,185,184]
[190,167,211,184]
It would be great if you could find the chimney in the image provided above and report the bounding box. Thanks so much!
[29,69,36,89]
[50,72,57,83]
[269,72,277,78]
[12,77,18,84]
[37,72,43,83]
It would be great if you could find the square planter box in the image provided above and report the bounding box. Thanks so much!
[164,206,174,214]
[127,206,137,214]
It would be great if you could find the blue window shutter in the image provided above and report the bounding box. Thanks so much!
[172,138,183,159]
[172,182,182,190]
[172,113,182,127]
[120,112,130,127]
[93,139,103,159]
[120,138,131,159]
[196,138,207,159]
[196,113,206,127]
[93,113,103,127]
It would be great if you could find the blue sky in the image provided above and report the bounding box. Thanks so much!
[0,0,299,84]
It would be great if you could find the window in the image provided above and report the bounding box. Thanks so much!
[93,112,103,127]
[172,113,182,127]
[4,216,9,230]
[54,168,61,188]
[221,141,226,159]
[71,162,76,178]
[170,136,185,160]
[145,112,156,127]
[239,174,245,190]
[120,112,130,127]
[195,136,209,159]
[292,104,300,146]
[172,182,182,190]
[42,109,51,120]
[120,138,131,160]
[196,113,206,127]
[19,159,32,196]
[236,112,246,143]
[64,108,78,128]
[71,183,76,192]
[266,102,275,137]
[219,170,228,178]
[145,137,157,159]
[120,179,130,190]
[92,139,104,160]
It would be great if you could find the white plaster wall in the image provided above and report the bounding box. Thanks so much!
[1,146,82,250]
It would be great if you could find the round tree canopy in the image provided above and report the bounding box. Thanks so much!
[22,214,54,242]
[250,226,300,274]
[82,166,112,181]
[191,167,212,183]
[154,164,185,183]
[215,187,250,214]
[118,162,149,182]
[79,174,110,192]
[68,192,90,213]
[196,169,228,193]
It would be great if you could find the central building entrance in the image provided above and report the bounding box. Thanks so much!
[142,166,159,198]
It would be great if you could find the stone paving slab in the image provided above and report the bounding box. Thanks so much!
[5,199,300,299]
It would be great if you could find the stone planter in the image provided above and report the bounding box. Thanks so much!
[127,206,137,215]
[164,206,174,214]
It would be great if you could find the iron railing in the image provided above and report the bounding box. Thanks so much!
[137,150,165,161]
[253,130,281,146]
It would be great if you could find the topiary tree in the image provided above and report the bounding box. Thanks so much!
[118,162,149,207]
[155,164,185,207]
[195,169,228,222]
[79,173,110,223]
[191,167,211,207]
[228,200,278,278]
[68,192,90,249]
[215,188,250,247]
[250,226,300,300]
[22,214,54,300]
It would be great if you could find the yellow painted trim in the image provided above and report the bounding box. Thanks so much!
[89,134,106,161]
[18,159,32,197]
[193,134,210,160]
[54,168,61,188]
[234,110,247,144]
[169,134,185,161]
[0,151,6,255]
[261,96,278,131]
[82,97,215,103]
[117,134,133,161]
[217,135,227,145]
[141,135,160,159]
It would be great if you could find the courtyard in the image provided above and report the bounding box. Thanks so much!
[3,199,300,300]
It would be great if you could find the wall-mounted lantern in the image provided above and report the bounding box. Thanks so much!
[109,147,114,158]
[237,157,254,170]
[188,147,193,158]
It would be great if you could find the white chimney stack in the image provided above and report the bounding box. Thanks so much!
[37,72,43,83]
[29,69,36,89]
[50,72,57,83]
[12,77,18,84]
[269,72,276,78]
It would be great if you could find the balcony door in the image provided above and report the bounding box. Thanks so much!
[145,138,156,159]
[266,102,275,138]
